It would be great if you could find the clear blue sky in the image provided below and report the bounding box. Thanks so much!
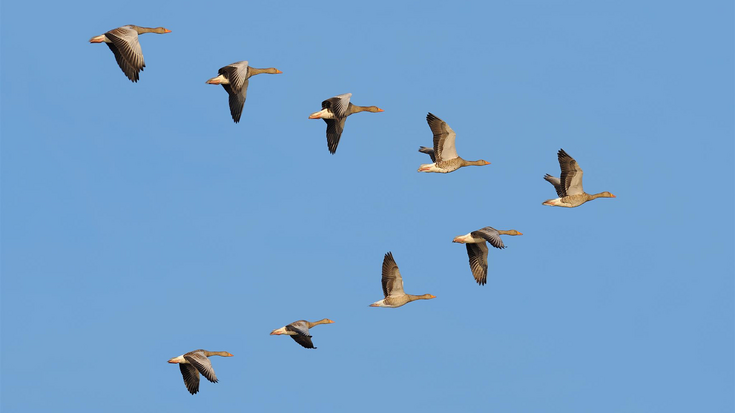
[1,0,733,412]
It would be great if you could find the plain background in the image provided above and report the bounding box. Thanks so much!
[1,0,733,412]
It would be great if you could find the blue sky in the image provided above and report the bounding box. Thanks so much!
[1,0,733,412]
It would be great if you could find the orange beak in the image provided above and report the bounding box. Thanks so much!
[275,69,283,74]
[377,108,384,112]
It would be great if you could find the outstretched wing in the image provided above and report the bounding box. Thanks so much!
[426,113,458,161]
[558,149,584,195]
[184,352,218,384]
[466,242,489,285]
[381,252,405,298]
[286,321,316,349]
[223,79,249,123]
[472,227,506,249]
[324,117,347,154]
[544,174,565,197]
[218,61,249,92]
[178,364,200,395]
[104,26,145,82]
[418,146,436,162]
[321,93,352,118]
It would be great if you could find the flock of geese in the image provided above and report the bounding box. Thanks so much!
[91,24,616,395]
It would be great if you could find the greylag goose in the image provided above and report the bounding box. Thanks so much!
[206,61,282,123]
[370,252,435,308]
[89,25,171,82]
[270,319,334,349]
[418,113,490,173]
[453,227,523,285]
[308,93,384,154]
[543,149,615,207]
[168,349,233,394]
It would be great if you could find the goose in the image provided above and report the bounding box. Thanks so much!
[89,25,171,82]
[418,113,490,173]
[453,227,523,285]
[308,93,383,154]
[270,319,334,349]
[206,61,282,123]
[370,252,435,308]
[543,149,615,207]
[168,349,233,394]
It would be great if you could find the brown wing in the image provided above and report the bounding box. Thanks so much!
[418,146,436,162]
[324,117,346,154]
[471,227,506,249]
[381,252,405,298]
[286,321,316,349]
[466,242,489,286]
[289,334,316,349]
[184,352,218,383]
[558,149,585,195]
[426,113,458,162]
[218,62,249,92]
[321,93,351,118]
[223,79,249,123]
[179,363,200,394]
[544,174,566,197]
[104,27,145,82]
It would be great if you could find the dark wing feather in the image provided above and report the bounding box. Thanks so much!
[472,227,506,249]
[223,79,248,123]
[324,117,346,154]
[184,353,218,384]
[179,364,200,395]
[544,174,565,197]
[418,146,436,162]
[105,42,142,82]
[286,321,315,348]
[558,149,585,196]
[285,321,310,336]
[381,252,405,298]
[466,243,489,286]
[218,63,248,92]
[426,113,458,162]
[104,28,144,82]
[289,334,316,349]
[321,94,351,118]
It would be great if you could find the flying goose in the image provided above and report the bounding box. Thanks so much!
[89,25,171,82]
[270,319,334,349]
[370,252,435,308]
[308,93,383,154]
[453,227,523,285]
[543,149,615,207]
[417,113,490,173]
[168,349,233,394]
[206,61,282,123]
